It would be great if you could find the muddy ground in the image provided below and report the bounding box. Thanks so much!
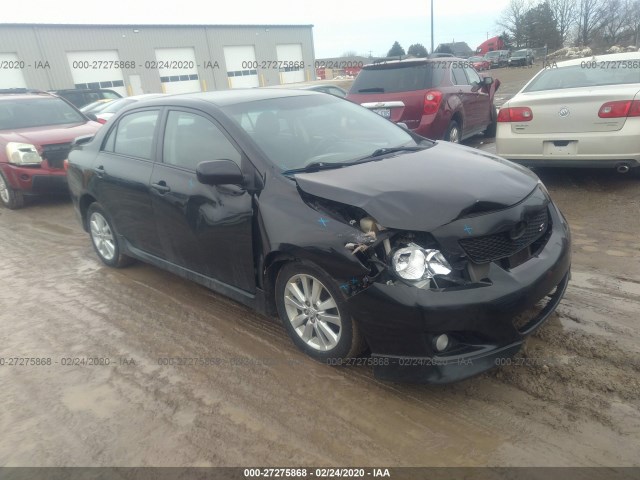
[0,64,639,468]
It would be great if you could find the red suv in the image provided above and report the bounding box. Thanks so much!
[347,58,500,142]
[0,89,102,209]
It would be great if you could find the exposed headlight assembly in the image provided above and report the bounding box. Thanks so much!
[6,142,42,166]
[391,243,452,288]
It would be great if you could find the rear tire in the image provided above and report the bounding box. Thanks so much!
[87,203,132,268]
[275,261,366,362]
[445,120,461,143]
[0,171,25,209]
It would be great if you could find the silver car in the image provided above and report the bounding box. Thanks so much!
[496,52,640,175]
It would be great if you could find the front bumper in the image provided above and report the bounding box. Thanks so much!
[0,163,68,195]
[347,200,571,384]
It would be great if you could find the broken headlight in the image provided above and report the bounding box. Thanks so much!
[391,243,452,287]
[6,142,42,166]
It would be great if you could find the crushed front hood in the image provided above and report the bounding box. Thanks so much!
[294,141,539,231]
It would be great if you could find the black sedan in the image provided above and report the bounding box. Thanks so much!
[67,90,571,383]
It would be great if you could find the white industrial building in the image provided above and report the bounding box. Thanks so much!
[0,24,315,95]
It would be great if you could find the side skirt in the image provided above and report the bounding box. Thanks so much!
[122,238,267,315]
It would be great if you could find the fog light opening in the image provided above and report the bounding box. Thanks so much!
[434,334,450,353]
[19,173,30,181]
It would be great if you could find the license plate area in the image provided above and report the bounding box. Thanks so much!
[371,108,391,118]
[543,140,577,155]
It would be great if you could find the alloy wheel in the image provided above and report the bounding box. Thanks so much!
[89,211,116,261]
[283,274,342,351]
[0,174,9,204]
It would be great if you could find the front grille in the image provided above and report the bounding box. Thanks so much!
[41,142,72,169]
[459,208,550,264]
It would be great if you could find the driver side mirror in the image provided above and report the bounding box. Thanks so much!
[483,76,493,86]
[196,159,244,185]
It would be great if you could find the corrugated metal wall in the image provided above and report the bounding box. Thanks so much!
[0,24,315,92]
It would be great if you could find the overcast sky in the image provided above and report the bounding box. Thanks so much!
[2,0,510,58]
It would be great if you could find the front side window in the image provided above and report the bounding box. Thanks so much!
[464,67,482,85]
[162,111,241,171]
[104,110,159,159]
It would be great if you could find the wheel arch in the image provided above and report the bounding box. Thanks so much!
[79,193,97,232]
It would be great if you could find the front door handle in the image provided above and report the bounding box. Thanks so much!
[93,165,105,178]
[151,181,171,193]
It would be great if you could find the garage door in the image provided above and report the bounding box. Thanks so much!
[66,51,127,96]
[276,44,305,84]
[0,53,27,89]
[224,46,259,88]
[155,48,201,94]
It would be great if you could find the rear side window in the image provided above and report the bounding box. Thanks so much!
[352,63,445,93]
[104,110,159,159]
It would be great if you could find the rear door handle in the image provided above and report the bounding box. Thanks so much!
[151,181,171,193]
[93,165,105,178]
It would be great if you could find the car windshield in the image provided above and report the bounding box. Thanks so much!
[221,94,421,171]
[351,62,445,93]
[523,62,640,92]
[469,57,484,62]
[512,50,527,58]
[485,52,500,58]
[0,97,86,130]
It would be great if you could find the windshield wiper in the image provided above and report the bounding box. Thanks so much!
[366,146,427,158]
[282,162,346,175]
[357,87,385,93]
[282,146,429,175]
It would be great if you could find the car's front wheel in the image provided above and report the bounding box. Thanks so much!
[87,203,132,268]
[275,262,365,362]
[0,172,25,209]
[445,120,461,143]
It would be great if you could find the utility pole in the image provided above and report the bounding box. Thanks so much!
[430,0,434,54]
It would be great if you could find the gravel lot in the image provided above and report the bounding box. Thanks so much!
[1,65,639,468]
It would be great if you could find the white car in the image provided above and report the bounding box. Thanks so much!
[496,52,640,175]
[94,94,165,123]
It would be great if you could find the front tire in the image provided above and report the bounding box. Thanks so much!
[87,203,132,268]
[0,172,25,209]
[445,120,461,143]
[484,103,497,137]
[275,262,365,362]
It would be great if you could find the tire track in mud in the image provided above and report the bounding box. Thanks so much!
[1,201,639,467]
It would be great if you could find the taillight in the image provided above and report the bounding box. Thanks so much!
[497,107,533,122]
[63,159,69,171]
[423,90,443,115]
[598,100,640,118]
[97,118,107,124]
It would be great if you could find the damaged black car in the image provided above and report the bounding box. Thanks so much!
[67,89,571,383]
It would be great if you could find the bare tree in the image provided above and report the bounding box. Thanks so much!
[600,0,629,44]
[548,0,577,45]
[626,0,640,46]
[497,0,532,47]
[576,0,604,46]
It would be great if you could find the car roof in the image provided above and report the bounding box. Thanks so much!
[552,51,640,68]
[136,88,319,108]
[362,57,465,68]
[51,88,120,93]
[0,90,56,101]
